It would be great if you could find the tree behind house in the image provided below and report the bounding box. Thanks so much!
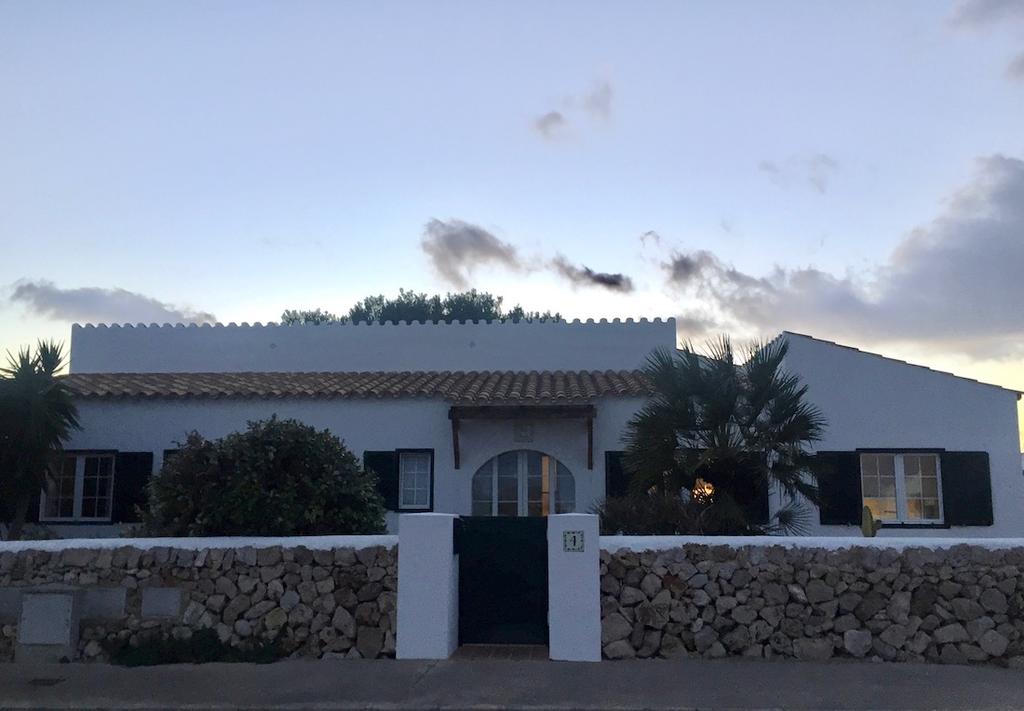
[0,341,79,541]
[281,289,560,325]
[614,336,826,535]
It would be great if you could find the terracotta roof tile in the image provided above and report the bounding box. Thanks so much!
[61,370,651,403]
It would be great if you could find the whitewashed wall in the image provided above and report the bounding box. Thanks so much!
[780,333,1024,537]
[66,395,646,534]
[69,320,675,373]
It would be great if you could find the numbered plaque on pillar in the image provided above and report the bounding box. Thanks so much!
[562,530,585,552]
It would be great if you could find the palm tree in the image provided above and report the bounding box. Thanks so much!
[622,336,826,535]
[0,341,80,540]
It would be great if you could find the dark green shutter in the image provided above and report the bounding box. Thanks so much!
[364,451,399,510]
[737,479,770,526]
[113,452,154,523]
[25,489,40,523]
[815,451,862,525]
[605,451,628,498]
[940,451,993,526]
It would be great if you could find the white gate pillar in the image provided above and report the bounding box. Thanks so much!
[546,513,601,661]
[396,513,459,659]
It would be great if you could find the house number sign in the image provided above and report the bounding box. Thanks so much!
[563,530,585,552]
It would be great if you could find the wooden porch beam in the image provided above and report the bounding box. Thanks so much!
[451,416,461,470]
[587,416,593,470]
[448,404,597,421]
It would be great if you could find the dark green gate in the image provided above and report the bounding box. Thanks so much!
[456,516,549,645]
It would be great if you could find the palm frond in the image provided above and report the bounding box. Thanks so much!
[619,333,828,536]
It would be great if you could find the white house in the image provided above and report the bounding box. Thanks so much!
[31,319,1023,538]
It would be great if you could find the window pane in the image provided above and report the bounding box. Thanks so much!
[919,456,937,477]
[472,460,494,516]
[497,452,518,477]
[862,477,879,497]
[497,472,518,500]
[497,501,518,517]
[526,455,542,504]
[906,499,923,520]
[905,476,921,497]
[472,469,492,499]
[45,456,78,519]
[864,498,897,521]
[399,452,430,474]
[876,454,895,477]
[555,463,575,514]
[921,477,938,497]
[861,454,895,522]
[922,499,940,519]
[399,453,431,508]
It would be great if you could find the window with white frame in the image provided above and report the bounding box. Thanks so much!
[860,452,942,524]
[471,450,575,517]
[41,453,115,521]
[398,451,432,510]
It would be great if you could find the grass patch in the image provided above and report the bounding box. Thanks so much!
[108,629,285,667]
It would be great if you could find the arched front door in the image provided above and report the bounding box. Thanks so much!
[471,450,575,517]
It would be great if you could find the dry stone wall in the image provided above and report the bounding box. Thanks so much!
[600,543,1024,667]
[0,542,396,662]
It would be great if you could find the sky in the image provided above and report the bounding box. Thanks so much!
[1,1,1023,444]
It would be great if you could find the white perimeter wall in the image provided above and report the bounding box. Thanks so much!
[781,333,1024,537]
[69,320,675,373]
[67,396,646,532]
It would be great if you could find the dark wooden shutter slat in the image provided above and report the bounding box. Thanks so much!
[737,479,770,526]
[941,451,993,526]
[364,451,399,511]
[113,452,154,523]
[25,488,40,523]
[605,451,628,499]
[815,451,862,525]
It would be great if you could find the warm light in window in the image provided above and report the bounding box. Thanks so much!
[692,478,714,502]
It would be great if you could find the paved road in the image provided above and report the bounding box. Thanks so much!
[0,657,1022,710]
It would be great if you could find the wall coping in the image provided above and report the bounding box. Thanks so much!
[0,535,398,554]
[600,535,1024,552]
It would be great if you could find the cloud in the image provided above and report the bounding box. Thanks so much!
[949,0,1024,28]
[676,312,719,339]
[10,281,217,324]
[639,230,662,247]
[421,218,524,288]
[949,1,1024,80]
[534,111,568,140]
[665,154,1024,359]
[420,218,637,293]
[758,154,840,194]
[532,79,614,140]
[550,255,634,293]
[581,81,613,120]
[1008,50,1024,79]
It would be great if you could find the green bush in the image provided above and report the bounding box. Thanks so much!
[594,494,702,535]
[108,628,283,666]
[144,417,386,536]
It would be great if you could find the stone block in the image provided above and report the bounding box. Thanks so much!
[81,588,126,620]
[141,587,183,618]
[16,591,79,662]
[0,588,21,621]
